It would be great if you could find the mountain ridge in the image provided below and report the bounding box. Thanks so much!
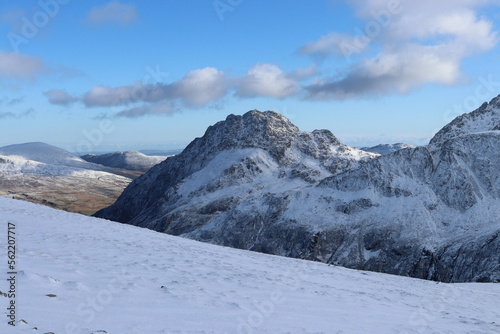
[95,104,500,282]
[95,110,375,224]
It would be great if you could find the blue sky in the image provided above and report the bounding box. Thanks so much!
[1,0,500,153]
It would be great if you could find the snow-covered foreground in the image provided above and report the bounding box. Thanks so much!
[0,198,499,334]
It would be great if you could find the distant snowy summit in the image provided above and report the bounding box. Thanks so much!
[360,143,416,155]
[81,151,168,172]
[0,142,106,173]
[95,101,500,283]
[0,142,131,214]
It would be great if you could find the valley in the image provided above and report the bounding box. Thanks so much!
[0,143,168,215]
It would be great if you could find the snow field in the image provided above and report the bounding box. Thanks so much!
[0,197,499,334]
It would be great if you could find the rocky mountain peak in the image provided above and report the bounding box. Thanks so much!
[182,110,302,163]
[215,109,298,137]
[174,109,358,176]
[429,94,500,149]
[95,109,370,224]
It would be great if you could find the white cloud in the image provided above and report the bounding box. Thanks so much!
[85,1,138,26]
[47,64,302,117]
[48,64,298,117]
[83,85,132,106]
[46,68,226,118]
[290,65,319,80]
[307,45,462,99]
[0,51,44,79]
[115,102,177,118]
[83,83,164,107]
[298,33,370,58]
[236,63,298,98]
[80,67,226,108]
[169,67,227,107]
[302,0,499,99]
[44,90,78,106]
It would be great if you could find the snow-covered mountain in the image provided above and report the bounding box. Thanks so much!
[429,94,500,151]
[0,142,131,214]
[95,109,376,221]
[0,142,106,171]
[81,150,168,172]
[2,197,499,334]
[95,102,500,283]
[360,143,416,155]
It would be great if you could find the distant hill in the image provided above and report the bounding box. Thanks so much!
[81,150,169,172]
[0,142,105,171]
[0,142,131,215]
[139,149,183,156]
[360,143,416,155]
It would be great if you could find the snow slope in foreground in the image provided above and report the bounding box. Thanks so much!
[0,198,499,334]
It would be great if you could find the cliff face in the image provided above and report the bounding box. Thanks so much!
[95,102,500,283]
